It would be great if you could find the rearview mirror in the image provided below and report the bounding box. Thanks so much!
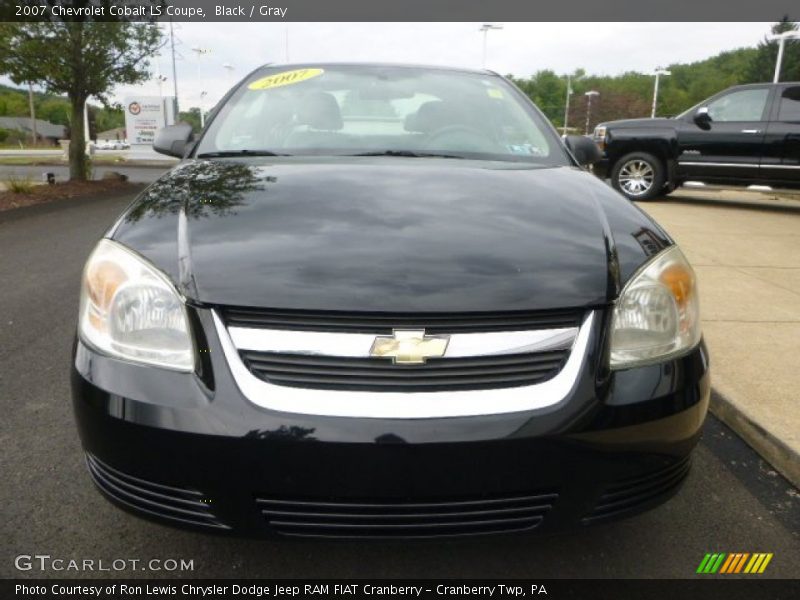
[693,107,712,130]
[153,123,194,158]
[564,135,602,167]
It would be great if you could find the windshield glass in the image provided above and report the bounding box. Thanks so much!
[195,65,568,165]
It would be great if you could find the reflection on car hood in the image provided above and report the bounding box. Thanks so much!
[112,158,670,313]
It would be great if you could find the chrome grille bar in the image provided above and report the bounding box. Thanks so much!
[212,310,596,418]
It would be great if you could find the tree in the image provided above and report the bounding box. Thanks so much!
[0,13,162,180]
[179,107,203,134]
[746,18,800,83]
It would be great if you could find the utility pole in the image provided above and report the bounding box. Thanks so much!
[27,82,37,145]
[651,68,670,118]
[170,20,179,114]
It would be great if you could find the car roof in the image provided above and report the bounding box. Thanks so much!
[252,62,498,77]
[730,81,800,88]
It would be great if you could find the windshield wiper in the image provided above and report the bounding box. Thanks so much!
[349,150,465,159]
[196,150,291,158]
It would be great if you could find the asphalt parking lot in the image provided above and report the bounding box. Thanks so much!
[1,189,798,579]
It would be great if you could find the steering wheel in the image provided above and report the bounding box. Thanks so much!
[422,125,499,152]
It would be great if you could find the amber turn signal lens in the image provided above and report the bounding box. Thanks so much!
[659,264,694,308]
[86,260,127,330]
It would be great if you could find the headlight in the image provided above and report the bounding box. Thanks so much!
[593,126,607,150]
[78,239,194,371]
[610,245,701,369]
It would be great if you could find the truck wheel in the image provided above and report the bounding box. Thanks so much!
[611,152,666,201]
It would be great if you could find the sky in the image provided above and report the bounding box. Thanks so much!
[5,22,777,111]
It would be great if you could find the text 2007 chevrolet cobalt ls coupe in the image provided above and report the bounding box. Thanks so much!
[72,64,709,538]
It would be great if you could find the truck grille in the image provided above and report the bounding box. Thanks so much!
[221,306,583,333]
[256,491,558,538]
[239,349,569,392]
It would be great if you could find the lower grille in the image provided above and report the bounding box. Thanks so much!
[582,457,691,524]
[240,350,569,392]
[86,454,229,530]
[256,491,558,538]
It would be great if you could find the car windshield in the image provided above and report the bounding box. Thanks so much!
[195,65,568,165]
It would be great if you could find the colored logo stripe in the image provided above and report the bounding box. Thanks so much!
[697,553,726,573]
[720,553,749,573]
[698,553,773,574]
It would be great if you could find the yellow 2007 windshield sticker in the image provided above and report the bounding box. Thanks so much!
[248,68,324,90]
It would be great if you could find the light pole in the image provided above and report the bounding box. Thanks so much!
[191,46,210,128]
[584,90,599,135]
[169,20,180,115]
[651,67,670,118]
[479,24,503,68]
[562,73,583,136]
[155,75,167,99]
[223,63,235,87]
[769,31,800,83]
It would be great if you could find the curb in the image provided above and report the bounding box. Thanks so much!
[0,184,146,224]
[0,160,177,168]
[709,387,800,490]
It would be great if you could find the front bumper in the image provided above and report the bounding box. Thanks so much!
[72,307,710,538]
[592,157,611,180]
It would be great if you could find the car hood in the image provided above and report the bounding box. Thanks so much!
[112,158,668,313]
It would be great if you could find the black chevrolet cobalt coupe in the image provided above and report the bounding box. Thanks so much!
[72,63,709,538]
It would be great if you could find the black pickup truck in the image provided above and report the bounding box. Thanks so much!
[592,82,800,200]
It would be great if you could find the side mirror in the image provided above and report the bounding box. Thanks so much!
[693,107,712,130]
[153,123,194,158]
[565,135,602,166]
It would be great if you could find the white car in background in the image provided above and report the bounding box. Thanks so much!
[97,140,125,150]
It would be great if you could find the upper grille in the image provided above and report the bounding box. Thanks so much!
[582,457,691,524]
[256,490,558,538]
[221,306,584,334]
[86,454,229,530]
[239,349,569,392]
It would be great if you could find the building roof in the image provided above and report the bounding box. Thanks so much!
[0,116,66,139]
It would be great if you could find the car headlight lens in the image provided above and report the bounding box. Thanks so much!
[593,126,607,150]
[610,245,701,369]
[79,239,194,371]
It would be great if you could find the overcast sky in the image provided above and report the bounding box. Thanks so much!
[7,22,776,110]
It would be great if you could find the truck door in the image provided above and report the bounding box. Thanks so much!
[677,86,771,184]
[761,85,800,187]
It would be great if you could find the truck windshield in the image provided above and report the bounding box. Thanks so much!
[195,65,569,165]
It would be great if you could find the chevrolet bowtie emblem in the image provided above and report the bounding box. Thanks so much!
[369,329,450,364]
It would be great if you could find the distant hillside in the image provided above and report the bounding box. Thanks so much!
[0,83,124,137]
[510,20,800,131]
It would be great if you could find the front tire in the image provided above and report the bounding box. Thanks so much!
[611,152,666,201]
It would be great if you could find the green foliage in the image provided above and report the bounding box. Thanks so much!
[745,17,800,83]
[0,17,164,180]
[509,20,799,132]
[179,107,203,134]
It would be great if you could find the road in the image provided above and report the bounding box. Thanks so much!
[0,191,798,579]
